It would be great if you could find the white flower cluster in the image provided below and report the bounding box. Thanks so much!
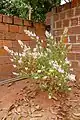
[49,60,64,73]
[24,30,39,40]
[4,29,76,89]
[67,74,76,81]
[63,27,68,36]
[65,57,70,64]
[45,31,53,39]
[4,46,14,55]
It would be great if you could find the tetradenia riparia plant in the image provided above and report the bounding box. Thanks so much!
[4,28,75,99]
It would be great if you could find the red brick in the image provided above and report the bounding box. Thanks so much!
[35,24,45,36]
[12,46,21,52]
[24,20,31,26]
[71,0,78,7]
[67,52,76,60]
[53,23,55,28]
[3,40,13,47]
[36,30,45,37]
[53,14,59,21]
[14,16,23,25]
[12,40,22,51]
[78,0,80,5]
[71,61,78,68]
[60,12,65,19]
[3,15,12,24]
[69,36,76,43]
[29,40,36,48]
[64,3,72,10]
[78,17,80,24]
[19,26,27,33]
[69,26,80,34]
[4,32,16,40]
[53,29,63,36]
[71,18,78,26]
[0,56,11,65]
[29,27,36,34]
[23,40,30,46]
[12,40,18,48]
[16,33,30,41]
[19,26,24,33]
[0,32,4,39]
[0,40,3,47]
[0,48,9,56]
[77,35,80,42]
[9,25,19,33]
[76,53,80,60]
[72,44,80,51]
[56,21,62,28]
[75,6,80,16]
[35,23,45,29]
[0,23,8,32]
[63,19,69,27]
[66,9,74,18]
[0,14,3,23]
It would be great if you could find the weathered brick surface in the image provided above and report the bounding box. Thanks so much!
[24,20,31,26]
[4,32,16,40]
[0,14,3,23]
[67,52,76,60]
[76,53,80,60]
[69,35,76,43]
[9,25,19,33]
[0,40,3,47]
[72,44,80,51]
[19,26,27,33]
[3,40,13,48]
[0,14,45,80]
[69,26,80,34]
[14,16,23,25]
[75,6,80,16]
[71,60,78,68]
[66,9,74,18]
[0,48,9,56]
[3,15,13,24]
[0,23,8,32]
[46,2,80,76]
[0,32,4,40]
[60,12,65,19]
[53,14,59,21]
[63,19,70,27]
[71,18,78,26]
[56,21,62,28]
[0,56,11,65]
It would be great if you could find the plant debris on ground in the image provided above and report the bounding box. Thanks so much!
[0,78,80,120]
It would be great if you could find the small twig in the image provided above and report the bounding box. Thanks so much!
[0,76,27,86]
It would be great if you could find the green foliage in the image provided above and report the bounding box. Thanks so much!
[0,0,61,22]
[0,0,29,19]
[4,28,75,98]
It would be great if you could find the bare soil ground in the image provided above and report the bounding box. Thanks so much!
[0,78,80,120]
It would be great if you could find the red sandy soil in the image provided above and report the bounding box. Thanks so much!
[0,78,80,120]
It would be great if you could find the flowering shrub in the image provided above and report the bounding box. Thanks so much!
[4,28,75,98]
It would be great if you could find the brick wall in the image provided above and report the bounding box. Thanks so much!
[0,15,45,80]
[46,2,80,78]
